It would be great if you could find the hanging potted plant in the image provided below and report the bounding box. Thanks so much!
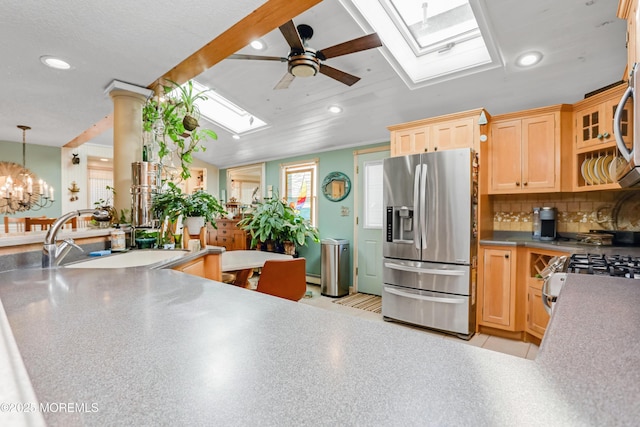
[142,80,218,180]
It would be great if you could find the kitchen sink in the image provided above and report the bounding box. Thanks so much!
[64,250,190,269]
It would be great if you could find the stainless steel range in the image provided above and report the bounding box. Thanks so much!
[542,253,640,314]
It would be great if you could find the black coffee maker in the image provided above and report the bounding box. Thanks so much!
[540,207,557,241]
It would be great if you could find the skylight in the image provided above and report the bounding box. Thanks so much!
[179,81,267,135]
[341,0,501,89]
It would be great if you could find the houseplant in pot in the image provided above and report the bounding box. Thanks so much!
[238,192,319,253]
[182,189,226,232]
[152,182,226,242]
[142,80,218,180]
[238,195,288,251]
[282,208,320,255]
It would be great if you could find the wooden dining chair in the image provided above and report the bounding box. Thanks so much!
[255,258,307,301]
[25,217,77,231]
[25,217,55,231]
[4,216,26,233]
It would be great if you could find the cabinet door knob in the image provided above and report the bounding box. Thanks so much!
[505,254,509,259]
[603,132,610,138]
[523,182,528,186]
[597,133,603,139]
[515,181,520,186]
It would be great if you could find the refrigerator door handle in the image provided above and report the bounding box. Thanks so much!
[420,164,428,249]
[614,83,634,162]
[384,286,466,304]
[413,164,421,250]
[384,262,465,276]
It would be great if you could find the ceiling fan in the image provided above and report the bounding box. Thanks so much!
[228,20,382,89]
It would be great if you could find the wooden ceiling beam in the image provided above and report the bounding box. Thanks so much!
[65,0,323,148]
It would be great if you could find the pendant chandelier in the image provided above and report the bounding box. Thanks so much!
[0,125,54,214]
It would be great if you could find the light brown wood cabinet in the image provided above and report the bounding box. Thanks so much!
[488,105,572,194]
[207,219,248,251]
[478,245,568,342]
[618,0,639,76]
[171,253,222,281]
[388,109,488,157]
[522,249,563,340]
[479,247,517,330]
[572,84,633,191]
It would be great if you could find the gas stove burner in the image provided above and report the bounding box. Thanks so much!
[567,253,640,278]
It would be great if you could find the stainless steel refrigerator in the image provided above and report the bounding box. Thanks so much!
[382,148,478,339]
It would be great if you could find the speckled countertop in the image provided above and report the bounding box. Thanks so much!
[0,267,638,425]
[480,231,640,256]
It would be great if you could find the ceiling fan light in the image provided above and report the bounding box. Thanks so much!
[291,64,317,77]
[288,53,320,77]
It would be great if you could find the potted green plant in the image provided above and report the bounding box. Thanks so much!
[142,80,218,180]
[182,190,226,232]
[238,192,319,253]
[152,182,226,234]
[282,210,320,255]
[92,185,117,227]
[238,195,288,251]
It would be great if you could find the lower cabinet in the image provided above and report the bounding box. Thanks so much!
[478,245,563,342]
[479,247,520,331]
[208,219,249,251]
[172,253,222,281]
[526,283,550,338]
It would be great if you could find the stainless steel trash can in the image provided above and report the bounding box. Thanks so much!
[321,238,350,297]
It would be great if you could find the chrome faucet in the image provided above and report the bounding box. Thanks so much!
[42,209,101,268]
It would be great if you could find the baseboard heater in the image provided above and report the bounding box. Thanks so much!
[306,274,321,285]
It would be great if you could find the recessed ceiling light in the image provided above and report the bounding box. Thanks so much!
[40,55,71,70]
[232,134,240,140]
[250,39,266,50]
[328,105,343,114]
[516,51,543,67]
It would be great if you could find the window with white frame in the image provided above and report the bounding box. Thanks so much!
[364,160,384,228]
[88,166,113,207]
[281,160,318,226]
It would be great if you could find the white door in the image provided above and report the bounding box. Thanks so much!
[355,149,389,295]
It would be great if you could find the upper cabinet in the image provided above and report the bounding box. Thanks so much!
[571,84,633,191]
[618,0,639,72]
[487,105,572,194]
[573,85,632,151]
[388,109,489,157]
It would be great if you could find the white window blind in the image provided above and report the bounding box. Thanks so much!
[88,167,113,206]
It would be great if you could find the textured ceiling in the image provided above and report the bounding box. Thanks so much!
[0,0,628,169]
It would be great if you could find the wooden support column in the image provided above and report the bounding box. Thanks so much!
[106,80,153,217]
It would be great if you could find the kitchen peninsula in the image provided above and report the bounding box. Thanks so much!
[0,263,638,425]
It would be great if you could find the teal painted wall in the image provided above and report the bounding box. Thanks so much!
[0,140,61,218]
[220,142,387,281]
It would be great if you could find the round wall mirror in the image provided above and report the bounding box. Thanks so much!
[321,171,351,202]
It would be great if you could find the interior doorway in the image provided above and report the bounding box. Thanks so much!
[226,163,265,209]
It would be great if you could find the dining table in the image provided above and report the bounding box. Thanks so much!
[220,249,293,287]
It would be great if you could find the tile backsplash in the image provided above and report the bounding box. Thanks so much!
[492,190,640,234]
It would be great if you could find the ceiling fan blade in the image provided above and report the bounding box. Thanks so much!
[279,20,304,52]
[274,72,295,90]
[228,54,287,62]
[318,33,382,59]
[319,64,360,86]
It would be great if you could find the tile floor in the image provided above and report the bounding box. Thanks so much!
[299,284,539,360]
